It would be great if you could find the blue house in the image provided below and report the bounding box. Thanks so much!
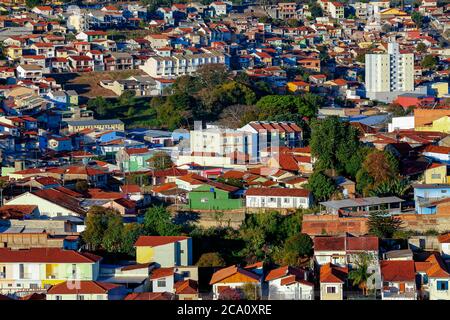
[98,131,126,144]
[413,184,450,214]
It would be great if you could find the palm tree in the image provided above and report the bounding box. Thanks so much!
[348,253,375,296]
[0,179,8,206]
[369,179,411,197]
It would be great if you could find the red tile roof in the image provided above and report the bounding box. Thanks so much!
[175,279,198,295]
[380,260,415,282]
[47,281,121,294]
[0,248,101,263]
[150,267,174,280]
[134,236,189,247]
[124,292,175,300]
[32,189,84,214]
[210,265,260,284]
[320,263,348,283]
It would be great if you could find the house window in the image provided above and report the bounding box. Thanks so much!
[431,174,441,179]
[269,197,276,203]
[77,295,84,300]
[157,279,167,287]
[55,295,62,300]
[437,281,448,291]
[326,286,336,294]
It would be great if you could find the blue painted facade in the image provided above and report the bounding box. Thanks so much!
[414,185,450,214]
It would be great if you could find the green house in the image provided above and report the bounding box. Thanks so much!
[116,147,153,172]
[188,183,243,211]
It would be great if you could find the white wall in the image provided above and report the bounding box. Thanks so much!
[388,116,415,132]
[6,193,79,217]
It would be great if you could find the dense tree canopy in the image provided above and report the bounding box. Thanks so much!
[310,116,361,176]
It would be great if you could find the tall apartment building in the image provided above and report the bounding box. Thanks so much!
[365,42,415,102]
[139,51,225,78]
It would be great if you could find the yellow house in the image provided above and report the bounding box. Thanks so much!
[287,81,310,93]
[431,82,449,98]
[424,163,449,184]
[134,236,192,267]
[5,46,22,61]
[416,116,450,134]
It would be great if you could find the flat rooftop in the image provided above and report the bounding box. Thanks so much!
[320,196,405,210]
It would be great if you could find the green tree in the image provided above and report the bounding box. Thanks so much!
[367,211,402,238]
[305,171,337,202]
[242,283,260,300]
[411,11,425,28]
[309,1,323,19]
[281,233,313,266]
[196,252,226,267]
[369,179,411,197]
[118,90,136,106]
[25,0,42,8]
[310,116,361,175]
[148,151,173,170]
[196,63,230,89]
[416,42,427,53]
[421,55,438,69]
[143,205,181,236]
[87,97,109,117]
[102,214,124,253]
[122,223,144,256]
[348,253,375,296]
[82,206,118,250]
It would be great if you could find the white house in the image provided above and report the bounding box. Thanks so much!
[265,266,314,300]
[415,253,450,300]
[149,267,175,293]
[139,51,225,78]
[380,260,417,300]
[5,189,85,218]
[245,188,312,209]
[16,65,43,80]
[209,1,229,16]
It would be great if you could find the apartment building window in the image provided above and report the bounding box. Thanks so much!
[29,283,38,290]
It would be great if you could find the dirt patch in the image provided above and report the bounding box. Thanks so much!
[50,69,146,100]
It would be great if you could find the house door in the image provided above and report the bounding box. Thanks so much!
[399,283,405,293]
